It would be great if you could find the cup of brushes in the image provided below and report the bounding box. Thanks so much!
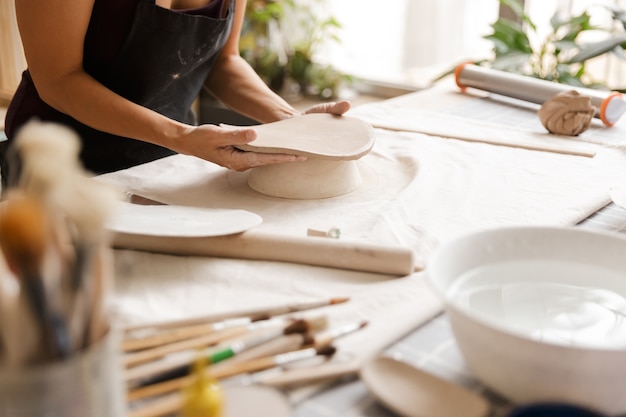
[0,121,125,416]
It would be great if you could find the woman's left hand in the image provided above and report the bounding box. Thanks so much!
[303,100,351,116]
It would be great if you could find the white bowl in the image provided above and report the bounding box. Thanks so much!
[426,226,626,415]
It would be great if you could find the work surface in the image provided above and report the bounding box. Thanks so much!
[98,80,626,416]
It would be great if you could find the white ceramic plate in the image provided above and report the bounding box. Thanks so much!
[107,202,262,237]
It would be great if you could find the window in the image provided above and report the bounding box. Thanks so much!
[323,0,625,90]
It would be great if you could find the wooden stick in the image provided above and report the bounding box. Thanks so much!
[124,325,249,368]
[372,122,596,158]
[127,393,182,417]
[122,318,251,352]
[127,346,336,417]
[123,297,347,333]
[259,360,360,388]
[127,321,363,401]
[113,229,416,276]
[126,332,312,385]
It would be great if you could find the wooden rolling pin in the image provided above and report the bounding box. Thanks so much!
[112,230,417,276]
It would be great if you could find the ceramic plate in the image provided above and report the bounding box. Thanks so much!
[107,202,262,237]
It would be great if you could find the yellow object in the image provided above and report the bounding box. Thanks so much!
[181,355,223,417]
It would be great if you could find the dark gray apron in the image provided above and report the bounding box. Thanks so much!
[2,0,233,188]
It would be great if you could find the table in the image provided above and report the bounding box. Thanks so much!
[290,202,626,417]
[100,80,626,417]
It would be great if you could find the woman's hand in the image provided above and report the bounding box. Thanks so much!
[303,100,351,116]
[171,99,351,171]
[171,124,306,172]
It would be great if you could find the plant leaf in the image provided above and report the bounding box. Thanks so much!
[565,33,626,63]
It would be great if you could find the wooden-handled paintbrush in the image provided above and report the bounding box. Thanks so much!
[126,318,318,401]
[126,346,337,417]
[0,195,71,360]
[123,296,349,333]
[122,316,268,352]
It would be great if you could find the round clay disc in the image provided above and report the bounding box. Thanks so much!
[107,202,262,237]
[222,113,375,160]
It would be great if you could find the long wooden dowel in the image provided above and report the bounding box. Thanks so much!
[113,230,416,276]
[371,119,596,158]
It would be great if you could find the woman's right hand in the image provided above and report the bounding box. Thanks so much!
[171,124,306,172]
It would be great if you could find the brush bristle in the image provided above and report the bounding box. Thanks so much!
[52,176,121,239]
[316,345,337,357]
[0,196,48,268]
[14,121,82,194]
[307,315,328,332]
[14,121,81,167]
[284,319,308,334]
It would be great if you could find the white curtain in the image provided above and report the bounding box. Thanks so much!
[324,0,499,87]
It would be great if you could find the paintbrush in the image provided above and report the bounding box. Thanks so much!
[49,175,119,349]
[124,316,309,368]
[123,297,349,333]
[0,256,41,367]
[126,319,315,400]
[0,195,71,360]
[213,344,337,381]
[125,346,337,417]
[11,120,119,350]
[122,316,267,352]
[125,315,327,385]
[11,121,82,199]
[126,319,363,402]
[310,320,368,347]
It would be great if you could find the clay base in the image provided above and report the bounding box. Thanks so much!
[247,158,362,199]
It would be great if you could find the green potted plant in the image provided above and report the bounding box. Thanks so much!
[239,0,351,100]
[441,0,626,92]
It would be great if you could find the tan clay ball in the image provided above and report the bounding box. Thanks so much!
[538,90,595,136]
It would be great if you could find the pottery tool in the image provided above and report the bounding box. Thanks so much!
[123,317,257,352]
[123,297,348,333]
[124,322,271,368]
[128,319,364,400]
[127,319,316,399]
[126,347,336,417]
[371,115,596,158]
[123,316,324,368]
[125,332,313,386]
[0,195,71,360]
[0,254,41,366]
[125,316,327,384]
[9,120,119,350]
[255,321,369,388]
[260,359,361,388]
[360,356,490,417]
[113,229,416,276]
[115,193,416,275]
[455,62,626,127]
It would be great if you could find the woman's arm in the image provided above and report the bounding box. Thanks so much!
[205,0,350,123]
[15,0,304,171]
[16,0,189,149]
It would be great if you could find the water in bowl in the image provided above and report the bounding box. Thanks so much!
[447,259,626,349]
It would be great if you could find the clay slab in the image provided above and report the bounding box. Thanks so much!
[107,202,262,237]
[222,113,375,160]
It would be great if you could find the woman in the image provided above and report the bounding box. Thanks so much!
[1,0,349,188]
